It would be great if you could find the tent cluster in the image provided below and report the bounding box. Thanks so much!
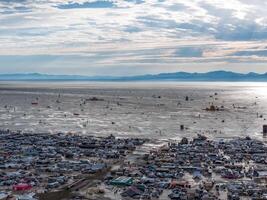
[105,135,267,200]
[0,130,146,199]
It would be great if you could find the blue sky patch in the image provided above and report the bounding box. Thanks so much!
[57,1,115,9]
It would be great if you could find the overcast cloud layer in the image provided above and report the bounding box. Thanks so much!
[0,0,267,75]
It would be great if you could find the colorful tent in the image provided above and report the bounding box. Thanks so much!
[13,183,32,191]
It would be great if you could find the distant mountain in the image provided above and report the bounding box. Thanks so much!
[0,71,267,81]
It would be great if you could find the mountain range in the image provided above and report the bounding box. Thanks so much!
[0,71,266,81]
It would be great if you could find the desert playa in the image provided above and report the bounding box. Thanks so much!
[0,82,266,140]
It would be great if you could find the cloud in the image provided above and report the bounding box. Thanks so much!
[0,0,267,75]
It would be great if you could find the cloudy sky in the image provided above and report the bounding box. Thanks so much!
[0,0,267,75]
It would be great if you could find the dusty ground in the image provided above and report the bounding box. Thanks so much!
[0,81,267,141]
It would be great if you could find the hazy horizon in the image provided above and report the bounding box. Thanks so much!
[0,69,266,76]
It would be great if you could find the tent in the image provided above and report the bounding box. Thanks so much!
[13,183,32,191]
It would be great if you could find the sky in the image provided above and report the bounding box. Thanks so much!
[0,0,267,76]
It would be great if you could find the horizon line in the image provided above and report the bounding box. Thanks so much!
[0,70,267,77]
